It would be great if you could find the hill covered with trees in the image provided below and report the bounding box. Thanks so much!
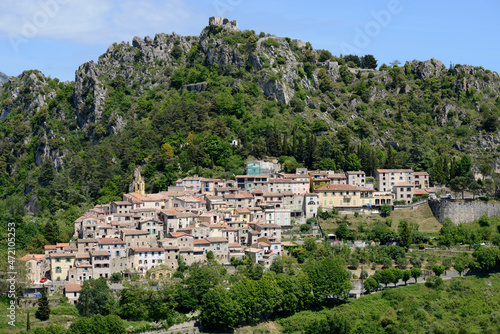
[1,17,500,251]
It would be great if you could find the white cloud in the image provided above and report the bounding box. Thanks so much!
[0,0,209,45]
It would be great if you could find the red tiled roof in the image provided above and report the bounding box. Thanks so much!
[414,190,429,195]
[19,254,45,262]
[169,232,192,238]
[64,283,82,293]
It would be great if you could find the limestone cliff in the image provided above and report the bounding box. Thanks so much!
[0,71,8,86]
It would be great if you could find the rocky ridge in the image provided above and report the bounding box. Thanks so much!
[0,16,500,177]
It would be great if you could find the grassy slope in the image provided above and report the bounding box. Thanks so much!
[321,202,442,235]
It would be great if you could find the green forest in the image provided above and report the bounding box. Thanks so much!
[1,23,500,255]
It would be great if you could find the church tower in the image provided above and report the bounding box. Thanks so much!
[134,172,145,195]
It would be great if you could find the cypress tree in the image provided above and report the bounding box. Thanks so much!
[43,222,55,245]
[26,312,30,331]
[35,287,50,321]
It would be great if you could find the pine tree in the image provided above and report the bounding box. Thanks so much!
[35,287,50,321]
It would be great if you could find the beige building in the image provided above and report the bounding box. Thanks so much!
[233,208,251,224]
[373,192,394,206]
[316,184,374,209]
[393,182,415,204]
[49,252,75,281]
[375,169,414,192]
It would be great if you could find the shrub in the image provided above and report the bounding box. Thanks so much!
[263,38,280,48]
[300,224,312,232]
[425,276,443,289]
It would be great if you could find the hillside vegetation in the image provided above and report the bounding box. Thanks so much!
[278,274,500,334]
[1,18,500,252]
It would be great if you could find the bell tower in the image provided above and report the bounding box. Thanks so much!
[135,172,145,195]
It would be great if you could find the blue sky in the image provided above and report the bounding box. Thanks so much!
[1,0,499,81]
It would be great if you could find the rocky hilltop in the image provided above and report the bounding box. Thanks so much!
[72,16,310,130]
[0,17,499,215]
[0,72,8,86]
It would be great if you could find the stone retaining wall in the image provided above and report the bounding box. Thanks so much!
[428,199,500,225]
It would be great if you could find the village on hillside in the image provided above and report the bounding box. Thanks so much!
[20,161,434,303]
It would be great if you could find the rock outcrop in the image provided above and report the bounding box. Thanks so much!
[0,71,8,86]
[408,58,446,80]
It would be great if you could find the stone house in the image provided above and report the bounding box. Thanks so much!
[393,182,415,204]
[77,238,99,253]
[120,230,156,248]
[414,172,430,188]
[160,211,198,234]
[205,237,229,263]
[375,169,414,192]
[110,201,133,214]
[164,246,180,270]
[138,219,161,238]
[64,283,82,305]
[346,171,366,187]
[68,253,93,283]
[90,250,111,279]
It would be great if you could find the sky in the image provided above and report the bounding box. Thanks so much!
[1,0,499,82]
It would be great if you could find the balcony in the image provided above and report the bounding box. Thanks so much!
[344,195,351,200]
